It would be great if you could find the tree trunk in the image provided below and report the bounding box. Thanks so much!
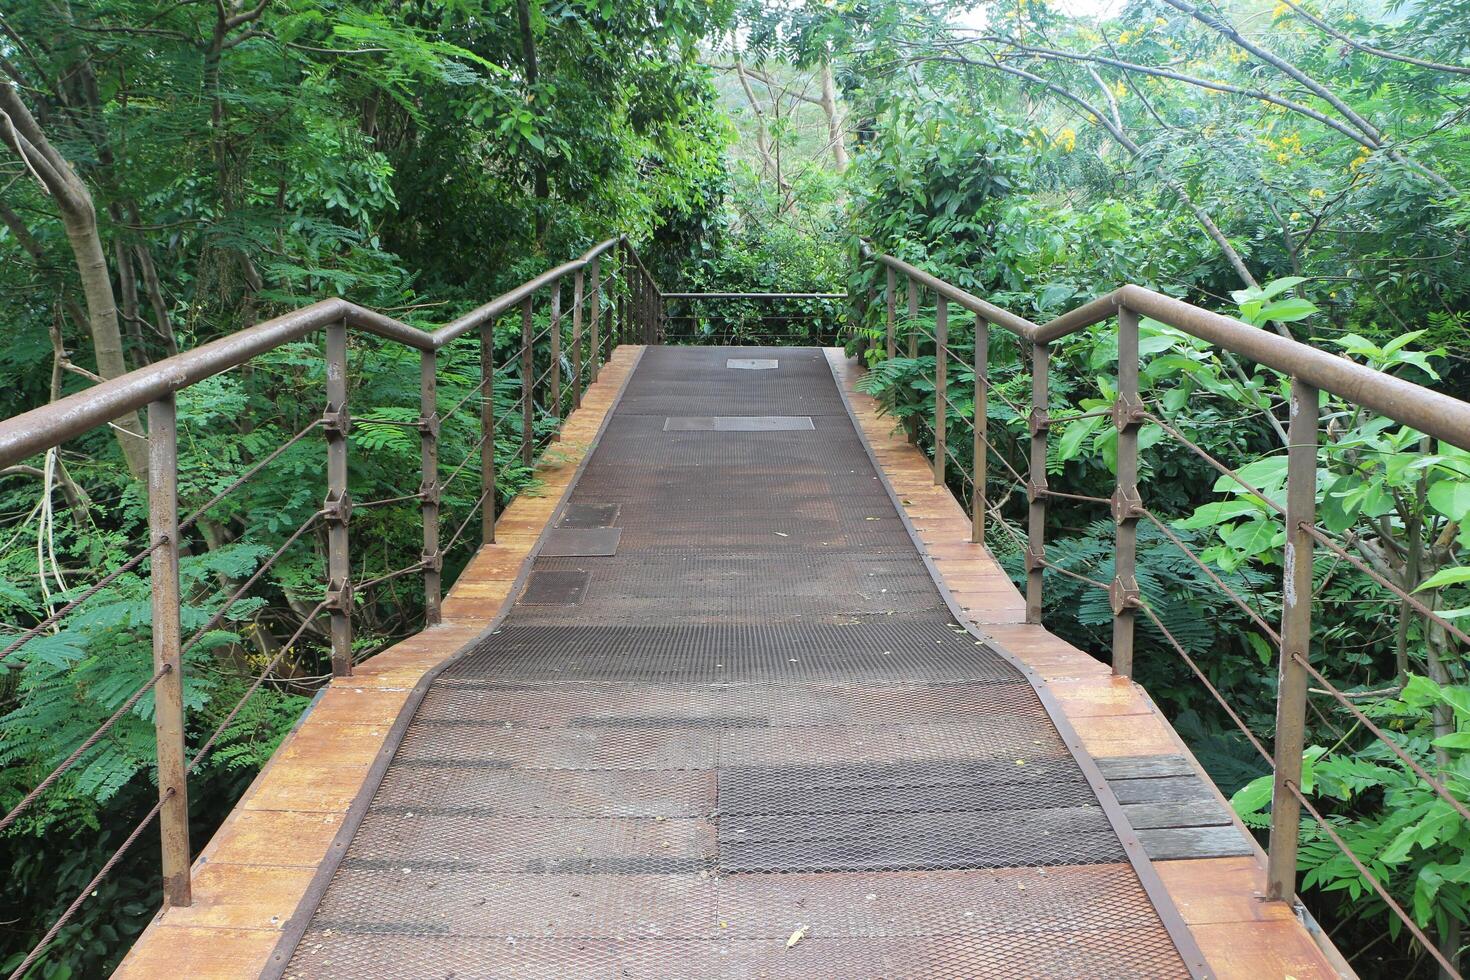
[819,61,848,173]
[515,0,549,239]
[0,83,148,477]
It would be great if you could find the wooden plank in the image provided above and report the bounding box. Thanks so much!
[1122,800,1235,831]
[1138,825,1254,861]
[199,809,344,868]
[1188,920,1341,978]
[1155,856,1294,925]
[152,864,316,930]
[1097,754,1195,779]
[1109,774,1216,805]
[113,926,279,979]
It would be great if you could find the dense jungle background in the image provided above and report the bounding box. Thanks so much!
[1,0,1468,975]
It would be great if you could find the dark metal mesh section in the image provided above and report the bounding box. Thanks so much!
[284,345,1187,978]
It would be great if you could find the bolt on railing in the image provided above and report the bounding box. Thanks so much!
[0,234,655,971]
[863,246,1470,978]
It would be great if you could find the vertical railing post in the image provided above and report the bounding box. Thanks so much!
[1111,308,1144,679]
[549,279,562,437]
[933,297,948,486]
[589,256,602,382]
[323,320,352,676]
[906,278,920,444]
[885,266,896,360]
[972,314,988,544]
[1268,376,1320,900]
[419,350,441,625]
[571,268,584,410]
[480,316,496,546]
[645,273,655,345]
[1026,342,1050,624]
[147,394,190,908]
[617,245,627,348]
[520,296,534,466]
[907,277,919,359]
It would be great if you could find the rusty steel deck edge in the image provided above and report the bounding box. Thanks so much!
[258,346,646,979]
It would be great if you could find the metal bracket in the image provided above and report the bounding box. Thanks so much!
[322,489,353,526]
[417,412,441,439]
[1024,543,1046,572]
[322,402,351,437]
[1110,485,1143,524]
[1110,574,1141,616]
[418,479,441,506]
[420,549,443,573]
[1111,392,1146,431]
[1027,407,1051,436]
[324,576,354,613]
[1026,479,1048,504]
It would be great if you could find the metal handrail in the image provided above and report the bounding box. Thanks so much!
[867,245,1470,978]
[872,252,1470,452]
[0,236,624,467]
[662,292,846,300]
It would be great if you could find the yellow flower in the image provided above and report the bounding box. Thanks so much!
[1277,152,1291,164]
[1309,187,1326,199]
[1052,128,1077,153]
[1290,212,1302,221]
[1329,291,1338,298]
[1155,16,1167,25]
[1272,2,1291,18]
[1112,80,1128,99]
[1117,30,1133,43]
[1229,49,1250,64]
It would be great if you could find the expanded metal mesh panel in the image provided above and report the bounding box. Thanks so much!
[283,345,1189,978]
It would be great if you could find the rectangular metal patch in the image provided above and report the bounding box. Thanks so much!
[726,358,778,370]
[520,570,590,605]
[540,528,622,557]
[558,503,621,529]
[663,416,815,432]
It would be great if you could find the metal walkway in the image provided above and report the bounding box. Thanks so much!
[276,346,1198,978]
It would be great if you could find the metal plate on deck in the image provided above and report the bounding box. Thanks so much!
[558,503,621,528]
[519,570,590,605]
[540,528,622,557]
[726,358,778,370]
[663,416,814,432]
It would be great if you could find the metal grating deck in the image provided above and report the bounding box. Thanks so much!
[278,346,1196,978]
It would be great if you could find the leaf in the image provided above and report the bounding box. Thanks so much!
[1231,772,1274,817]
[1213,457,1289,496]
[1416,567,1470,592]
[1057,416,1103,461]
[786,925,807,948]
[1175,499,1266,530]
[1258,297,1318,323]
[1427,480,1470,522]
[1430,732,1470,750]
[1221,518,1283,557]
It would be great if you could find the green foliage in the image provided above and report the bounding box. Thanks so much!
[1233,676,1470,944]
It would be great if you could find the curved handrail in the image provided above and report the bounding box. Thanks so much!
[0,236,625,468]
[870,250,1470,452]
